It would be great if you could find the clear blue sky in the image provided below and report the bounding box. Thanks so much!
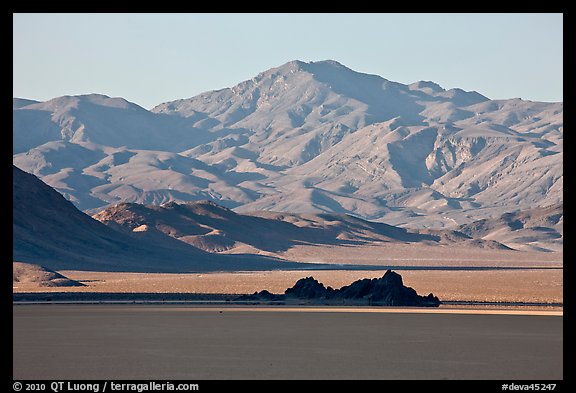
[13,13,563,109]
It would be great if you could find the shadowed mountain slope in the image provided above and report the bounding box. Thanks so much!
[12,166,300,272]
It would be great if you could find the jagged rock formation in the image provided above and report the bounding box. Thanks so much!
[284,277,336,299]
[237,270,441,307]
[236,290,285,302]
[334,270,440,306]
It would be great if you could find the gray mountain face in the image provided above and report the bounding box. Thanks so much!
[13,60,563,232]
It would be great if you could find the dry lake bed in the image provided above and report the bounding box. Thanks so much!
[13,304,562,380]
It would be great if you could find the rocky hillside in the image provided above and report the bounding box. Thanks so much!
[458,204,563,252]
[92,199,510,256]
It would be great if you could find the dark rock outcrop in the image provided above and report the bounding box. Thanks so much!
[236,290,284,301]
[235,270,441,307]
[284,277,335,299]
[336,270,440,306]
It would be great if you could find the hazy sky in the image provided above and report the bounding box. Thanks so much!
[13,13,563,109]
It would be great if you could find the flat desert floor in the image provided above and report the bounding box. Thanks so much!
[13,305,563,380]
[13,245,562,304]
[14,269,563,305]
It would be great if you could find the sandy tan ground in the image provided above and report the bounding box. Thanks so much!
[265,243,563,267]
[13,245,562,304]
[13,268,562,304]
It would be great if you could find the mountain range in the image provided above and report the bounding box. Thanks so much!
[13,60,563,233]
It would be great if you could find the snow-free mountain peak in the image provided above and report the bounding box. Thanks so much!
[13,60,562,235]
[18,93,146,112]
